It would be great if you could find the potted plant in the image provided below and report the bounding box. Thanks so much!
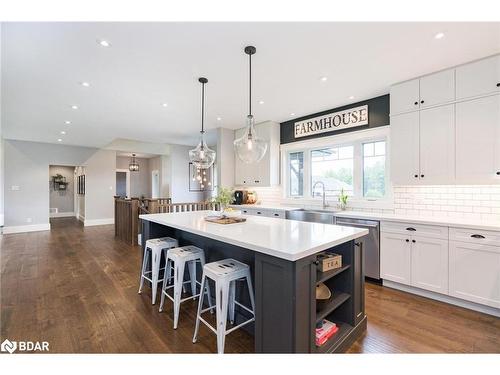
[338,188,348,210]
[212,186,235,213]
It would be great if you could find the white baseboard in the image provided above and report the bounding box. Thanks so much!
[78,214,85,222]
[84,218,114,227]
[383,280,500,318]
[50,211,75,218]
[3,223,51,234]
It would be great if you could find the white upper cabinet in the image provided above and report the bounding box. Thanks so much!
[419,104,455,184]
[419,69,455,108]
[456,54,500,100]
[390,111,420,184]
[234,121,280,187]
[390,79,420,115]
[390,69,455,115]
[455,95,500,183]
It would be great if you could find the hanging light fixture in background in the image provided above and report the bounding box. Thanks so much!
[129,153,139,172]
[189,77,216,169]
[234,46,268,164]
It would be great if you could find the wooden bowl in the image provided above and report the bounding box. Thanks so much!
[316,283,332,311]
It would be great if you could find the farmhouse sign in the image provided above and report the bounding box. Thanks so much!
[294,105,368,138]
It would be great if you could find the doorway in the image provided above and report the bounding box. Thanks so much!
[116,169,131,198]
[151,170,160,199]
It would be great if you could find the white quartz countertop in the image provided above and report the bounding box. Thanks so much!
[229,204,301,211]
[140,211,368,261]
[334,210,500,231]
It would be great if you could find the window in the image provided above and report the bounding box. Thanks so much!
[363,141,386,198]
[311,145,354,197]
[289,151,304,197]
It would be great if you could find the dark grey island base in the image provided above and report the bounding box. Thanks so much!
[142,219,366,353]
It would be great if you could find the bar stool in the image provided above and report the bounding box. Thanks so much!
[138,237,178,304]
[159,245,213,329]
[192,258,255,354]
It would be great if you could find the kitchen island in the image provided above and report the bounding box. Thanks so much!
[140,211,368,353]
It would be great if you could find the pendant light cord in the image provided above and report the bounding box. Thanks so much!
[249,52,252,117]
[201,81,205,134]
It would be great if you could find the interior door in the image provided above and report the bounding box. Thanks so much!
[390,111,420,185]
[419,104,455,184]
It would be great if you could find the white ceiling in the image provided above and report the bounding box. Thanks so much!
[2,22,500,148]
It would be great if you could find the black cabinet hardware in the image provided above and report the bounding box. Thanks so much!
[414,101,418,105]
[414,174,419,178]
[254,180,260,183]
[420,174,424,178]
[406,227,416,231]
[496,171,500,175]
[471,234,485,239]
[497,83,500,87]
[313,260,319,265]
[412,239,416,243]
[355,242,361,247]
[420,100,424,104]
[406,239,409,242]
[243,210,247,213]
[274,213,279,217]
[257,211,262,215]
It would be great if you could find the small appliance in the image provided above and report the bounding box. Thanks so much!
[233,190,246,205]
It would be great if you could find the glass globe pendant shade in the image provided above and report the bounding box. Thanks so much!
[189,133,216,169]
[234,114,268,163]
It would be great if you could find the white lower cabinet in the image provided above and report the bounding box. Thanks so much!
[410,236,449,294]
[380,232,411,285]
[449,241,500,308]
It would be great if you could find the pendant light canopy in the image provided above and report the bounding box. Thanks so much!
[234,46,268,164]
[129,153,139,172]
[189,77,216,169]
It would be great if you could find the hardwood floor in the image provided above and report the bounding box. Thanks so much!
[1,217,499,353]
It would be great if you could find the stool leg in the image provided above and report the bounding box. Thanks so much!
[188,260,197,300]
[159,259,170,312]
[228,280,236,325]
[173,259,186,329]
[199,253,214,313]
[138,248,149,294]
[245,273,256,315]
[192,274,206,344]
[215,280,229,354]
[151,247,161,305]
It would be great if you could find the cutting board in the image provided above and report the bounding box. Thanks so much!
[204,216,247,225]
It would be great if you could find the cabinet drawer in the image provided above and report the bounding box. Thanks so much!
[449,227,500,246]
[381,221,448,239]
[265,210,285,219]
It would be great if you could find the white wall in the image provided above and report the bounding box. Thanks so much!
[116,156,150,198]
[216,127,235,190]
[49,165,75,215]
[3,140,115,231]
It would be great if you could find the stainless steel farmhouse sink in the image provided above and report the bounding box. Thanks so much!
[285,208,337,224]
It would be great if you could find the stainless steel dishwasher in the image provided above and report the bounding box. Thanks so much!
[335,216,380,281]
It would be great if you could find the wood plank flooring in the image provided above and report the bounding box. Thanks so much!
[1,217,499,353]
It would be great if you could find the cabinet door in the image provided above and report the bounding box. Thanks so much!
[390,79,420,115]
[449,241,500,308]
[380,232,411,285]
[419,69,455,108]
[456,55,500,100]
[456,95,500,183]
[419,104,455,184]
[410,236,449,294]
[390,111,420,184]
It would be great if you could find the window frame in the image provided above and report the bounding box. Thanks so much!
[281,126,391,205]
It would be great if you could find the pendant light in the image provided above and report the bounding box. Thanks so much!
[189,77,216,169]
[129,153,139,172]
[234,46,268,164]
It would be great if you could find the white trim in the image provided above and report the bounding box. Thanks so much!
[49,211,75,218]
[78,214,85,222]
[383,280,500,318]
[84,218,114,227]
[116,168,131,198]
[0,213,4,227]
[3,223,51,234]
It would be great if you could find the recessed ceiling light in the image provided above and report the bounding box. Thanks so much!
[71,105,78,110]
[434,32,445,40]
[216,117,222,121]
[57,138,62,142]
[259,100,265,105]
[60,131,66,135]
[80,81,90,87]
[65,120,71,125]
[290,113,295,116]
[349,95,355,100]
[98,39,111,47]
[320,76,328,82]
[162,103,168,107]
